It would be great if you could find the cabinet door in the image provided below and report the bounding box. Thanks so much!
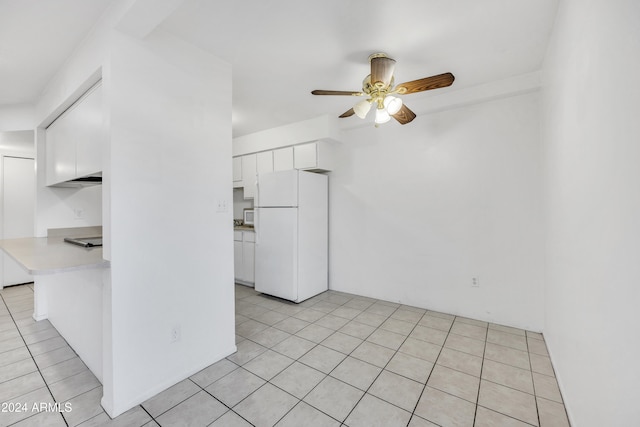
[46,112,76,185]
[294,143,317,170]
[234,240,243,282]
[75,83,103,178]
[273,147,294,171]
[243,241,255,284]
[232,157,242,183]
[256,151,273,176]
[241,154,257,199]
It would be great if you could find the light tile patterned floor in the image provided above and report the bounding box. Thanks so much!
[0,283,571,426]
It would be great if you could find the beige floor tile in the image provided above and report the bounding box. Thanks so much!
[451,322,488,341]
[22,328,60,345]
[235,383,299,427]
[444,333,485,357]
[489,323,526,336]
[205,367,265,407]
[78,405,151,427]
[33,345,77,370]
[273,317,310,334]
[533,372,563,402]
[62,386,104,426]
[399,337,442,362]
[299,345,345,374]
[12,410,67,427]
[141,379,200,417]
[156,390,227,426]
[436,347,483,377]
[296,324,335,343]
[40,357,87,384]
[369,370,423,412]
[314,314,350,330]
[526,331,544,341]
[481,359,534,394]
[530,353,555,377]
[418,315,453,332]
[304,376,363,422]
[236,319,269,338]
[427,364,480,403]
[527,338,550,356]
[537,397,570,427]
[380,318,415,335]
[244,349,294,380]
[226,339,267,365]
[276,401,340,427]
[345,393,411,427]
[410,325,448,346]
[342,299,373,312]
[209,410,253,427]
[487,329,528,351]
[190,358,238,388]
[0,371,46,402]
[351,341,395,368]
[330,356,382,391]
[475,405,532,426]
[253,310,289,326]
[390,309,423,324]
[339,321,376,339]
[365,304,396,317]
[407,414,439,426]
[415,386,476,427]
[455,317,488,328]
[293,308,327,323]
[0,357,37,383]
[484,342,530,370]
[321,331,362,354]
[478,380,538,426]
[353,311,387,328]
[271,362,325,399]
[27,336,70,356]
[310,300,341,313]
[386,352,434,383]
[272,335,316,360]
[331,306,364,320]
[248,327,291,348]
[0,386,55,426]
[366,328,406,350]
[0,346,31,368]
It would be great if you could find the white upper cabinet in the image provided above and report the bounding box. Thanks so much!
[294,141,334,171]
[273,147,294,171]
[232,157,242,188]
[241,153,257,199]
[256,151,274,175]
[46,82,103,186]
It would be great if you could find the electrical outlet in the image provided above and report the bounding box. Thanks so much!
[73,208,84,219]
[216,199,228,213]
[170,324,181,343]
[471,277,479,287]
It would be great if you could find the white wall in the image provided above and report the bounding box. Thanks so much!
[541,1,640,425]
[330,92,545,331]
[102,29,234,416]
[0,106,35,132]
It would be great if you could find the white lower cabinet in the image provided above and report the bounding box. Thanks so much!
[234,230,255,285]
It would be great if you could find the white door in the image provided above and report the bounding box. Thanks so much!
[2,156,35,287]
[255,207,298,300]
[256,169,298,207]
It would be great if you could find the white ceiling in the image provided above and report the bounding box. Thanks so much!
[0,0,113,106]
[1,0,559,137]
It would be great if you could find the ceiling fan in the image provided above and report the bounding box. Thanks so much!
[311,53,454,126]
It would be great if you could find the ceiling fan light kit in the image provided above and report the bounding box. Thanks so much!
[312,52,454,127]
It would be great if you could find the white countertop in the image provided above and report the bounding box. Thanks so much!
[0,237,110,275]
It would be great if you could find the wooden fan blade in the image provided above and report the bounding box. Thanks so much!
[339,108,355,118]
[311,90,363,96]
[371,56,396,87]
[392,104,416,125]
[395,72,455,95]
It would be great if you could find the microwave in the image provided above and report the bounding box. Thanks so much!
[243,209,254,226]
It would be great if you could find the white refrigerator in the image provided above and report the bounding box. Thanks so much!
[254,169,328,302]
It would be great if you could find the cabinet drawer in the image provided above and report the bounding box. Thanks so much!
[243,232,256,243]
[234,231,243,241]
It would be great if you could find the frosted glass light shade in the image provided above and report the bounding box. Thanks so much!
[384,96,403,115]
[353,100,371,119]
[375,108,390,124]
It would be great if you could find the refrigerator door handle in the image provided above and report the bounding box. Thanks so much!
[255,208,259,245]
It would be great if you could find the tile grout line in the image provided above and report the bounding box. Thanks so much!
[0,286,70,427]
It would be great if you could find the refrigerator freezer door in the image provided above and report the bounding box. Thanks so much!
[256,169,298,207]
[255,207,298,301]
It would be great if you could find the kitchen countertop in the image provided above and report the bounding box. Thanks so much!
[234,226,255,231]
[0,237,110,275]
